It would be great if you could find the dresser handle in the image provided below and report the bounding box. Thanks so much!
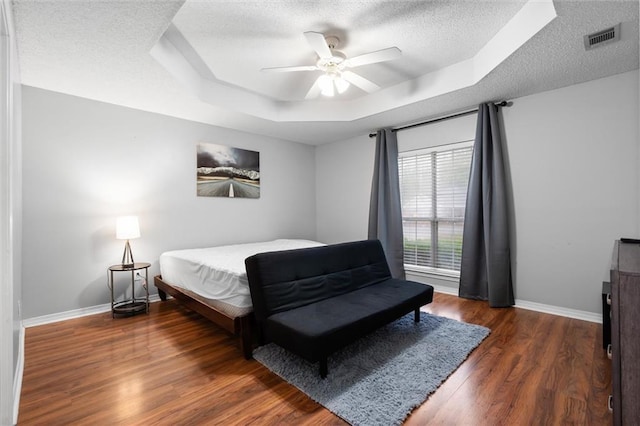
[606,293,611,305]
[608,395,613,413]
[607,344,612,359]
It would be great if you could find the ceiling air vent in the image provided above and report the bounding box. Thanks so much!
[584,24,620,50]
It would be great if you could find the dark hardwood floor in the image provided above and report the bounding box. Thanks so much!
[18,293,612,425]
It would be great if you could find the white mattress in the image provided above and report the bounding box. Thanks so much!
[159,239,324,309]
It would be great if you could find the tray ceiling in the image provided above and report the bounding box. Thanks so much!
[12,0,640,144]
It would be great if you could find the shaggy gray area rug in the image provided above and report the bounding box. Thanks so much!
[253,312,490,426]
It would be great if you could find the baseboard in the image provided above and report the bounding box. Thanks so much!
[23,294,162,328]
[13,325,24,425]
[23,288,601,328]
[514,299,601,323]
[432,286,601,324]
[431,284,458,296]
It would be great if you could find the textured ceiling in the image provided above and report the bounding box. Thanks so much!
[11,0,640,145]
[172,0,527,101]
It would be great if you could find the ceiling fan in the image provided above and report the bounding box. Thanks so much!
[261,31,402,99]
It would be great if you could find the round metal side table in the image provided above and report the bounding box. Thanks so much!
[108,262,150,317]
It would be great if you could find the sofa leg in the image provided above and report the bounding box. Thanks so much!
[319,358,328,379]
[414,308,420,323]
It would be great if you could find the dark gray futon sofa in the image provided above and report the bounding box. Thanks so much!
[244,239,434,378]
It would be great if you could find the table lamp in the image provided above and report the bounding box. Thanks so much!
[116,215,140,268]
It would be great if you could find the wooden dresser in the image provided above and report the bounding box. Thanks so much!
[609,240,640,424]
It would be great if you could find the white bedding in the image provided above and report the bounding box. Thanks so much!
[159,239,324,309]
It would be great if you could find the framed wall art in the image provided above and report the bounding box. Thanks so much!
[197,143,260,198]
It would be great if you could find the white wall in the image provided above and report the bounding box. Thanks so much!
[316,70,639,315]
[21,86,317,319]
[1,0,21,422]
[9,20,21,426]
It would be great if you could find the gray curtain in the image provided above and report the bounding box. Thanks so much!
[369,129,405,279]
[459,103,514,307]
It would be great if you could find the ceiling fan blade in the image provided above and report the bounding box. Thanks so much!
[303,31,332,59]
[341,70,380,93]
[261,65,318,73]
[305,76,323,99]
[344,47,402,68]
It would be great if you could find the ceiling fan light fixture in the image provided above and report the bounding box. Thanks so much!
[263,31,401,100]
[334,76,349,94]
[318,74,335,97]
[318,73,349,97]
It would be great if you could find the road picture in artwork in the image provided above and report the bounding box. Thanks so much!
[197,143,260,198]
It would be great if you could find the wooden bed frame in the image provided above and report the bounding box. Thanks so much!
[154,275,254,359]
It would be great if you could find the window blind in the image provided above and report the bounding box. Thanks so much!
[399,142,473,272]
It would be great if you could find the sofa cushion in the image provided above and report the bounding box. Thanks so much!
[246,240,392,321]
[264,278,434,362]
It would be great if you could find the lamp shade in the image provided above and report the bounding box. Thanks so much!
[116,216,140,240]
[318,73,350,97]
[318,74,334,97]
[334,76,349,94]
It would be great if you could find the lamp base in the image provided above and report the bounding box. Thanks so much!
[121,240,135,268]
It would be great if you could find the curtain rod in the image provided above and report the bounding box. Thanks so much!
[368,100,509,138]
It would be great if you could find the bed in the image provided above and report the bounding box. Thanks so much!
[154,239,324,359]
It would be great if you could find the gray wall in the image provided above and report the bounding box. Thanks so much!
[21,86,317,318]
[20,69,640,318]
[501,70,638,311]
[316,70,640,314]
[315,134,375,243]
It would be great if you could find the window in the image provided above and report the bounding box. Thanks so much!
[398,141,473,273]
